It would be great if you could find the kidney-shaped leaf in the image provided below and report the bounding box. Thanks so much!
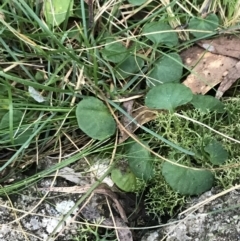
[191,95,225,113]
[126,141,154,181]
[162,162,214,195]
[0,110,32,145]
[111,167,136,192]
[44,0,73,27]
[117,55,144,79]
[102,42,128,63]
[188,13,219,38]
[76,97,116,140]
[0,110,23,129]
[204,139,228,165]
[143,22,178,47]
[147,53,183,85]
[145,83,193,111]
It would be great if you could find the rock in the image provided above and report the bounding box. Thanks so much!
[141,188,240,241]
[0,186,81,241]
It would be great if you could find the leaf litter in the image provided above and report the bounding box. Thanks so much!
[181,35,240,98]
[118,103,157,144]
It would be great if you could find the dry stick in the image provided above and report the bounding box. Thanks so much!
[35,135,40,166]
[112,94,143,103]
[105,96,195,153]
[0,203,79,224]
[88,0,94,28]
[53,107,75,137]
[94,0,123,23]
[106,197,120,241]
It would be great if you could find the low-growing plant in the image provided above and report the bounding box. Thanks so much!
[145,97,240,215]
[73,220,117,241]
[0,0,240,239]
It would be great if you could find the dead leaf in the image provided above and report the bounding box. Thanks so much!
[197,36,240,98]
[216,61,240,98]
[132,106,157,126]
[181,46,239,95]
[198,35,240,59]
[118,105,157,144]
[119,100,135,143]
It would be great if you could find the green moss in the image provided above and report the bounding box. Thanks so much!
[145,97,240,216]
[145,167,186,217]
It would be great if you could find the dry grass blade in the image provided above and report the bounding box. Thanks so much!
[160,0,189,40]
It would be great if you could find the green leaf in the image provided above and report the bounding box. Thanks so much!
[0,128,33,145]
[145,83,193,111]
[143,22,178,47]
[35,71,45,81]
[111,167,136,192]
[0,110,32,145]
[44,0,73,27]
[0,110,23,129]
[0,84,8,94]
[76,97,116,140]
[0,97,9,119]
[147,53,183,85]
[102,42,128,63]
[117,55,144,79]
[204,139,228,165]
[191,95,225,113]
[126,141,154,181]
[162,162,214,195]
[14,129,33,146]
[128,0,147,6]
[188,14,219,38]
